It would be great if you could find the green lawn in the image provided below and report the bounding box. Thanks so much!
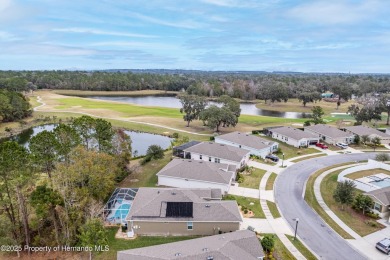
[119,152,172,188]
[267,200,281,218]
[265,173,277,190]
[345,168,390,180]
[240,168,267,189]
[258,135,319,160]
[96,227,195,260]
[321,170,385,236]
[285,235,317,260]
[224,195,265,218]
[262,234,296,260]
[304,163,356,239]
[290,153,326,163]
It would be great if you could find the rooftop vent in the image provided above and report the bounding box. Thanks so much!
[207,256,214,260]
[202,248,209,252]
[171,192,176,195]
[175,253,182,256]
[205,204,211,208]
[157,191,160,194]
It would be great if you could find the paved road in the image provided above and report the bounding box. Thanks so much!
[275,153,377,260]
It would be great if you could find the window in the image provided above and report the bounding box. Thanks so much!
[209,157,212,162]
[286,137,288,141]
[214,158,220,163]
[187,222,193,230]
[199,155,202,159]
[239,145,241,148]
[374,203,382,212]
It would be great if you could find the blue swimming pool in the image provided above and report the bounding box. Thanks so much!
[372,178,390,188]
[108,204,131,223]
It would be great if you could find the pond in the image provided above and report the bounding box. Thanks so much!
[4,124,173,156]
[87,95,309,119]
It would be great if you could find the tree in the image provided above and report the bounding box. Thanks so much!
[72,116,96,149]
[29,130,59,180]
[94,119,115,153]
[53,123,81,163]
[353,135,360,145]
[311,106,325,125]
[347,104,382,125]
[30,185,64,245]
[371,136,381,151]
[146,145,164,160]
[376,153,390,162]
[297,90,321,107]
[353,194,373,215]
[332,84,354,110]
[261,234,275,253]
[333,180,356,210]
[178,94,208,127]
[199,105,236,132]
[361,135,370,145]
[78,218,108,260]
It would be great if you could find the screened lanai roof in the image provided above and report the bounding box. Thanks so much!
[103,188,138,212]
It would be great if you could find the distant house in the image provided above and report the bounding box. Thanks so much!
[214,131,278,158]
[157,159,235,193]
[183,142,250,170]
[304,124,354,145]
[269,126,319,148]
[365,186,390,220]
[125,188,242,236]
[117,230,265,260]
[321,92,334,98]
[344,125,390,143]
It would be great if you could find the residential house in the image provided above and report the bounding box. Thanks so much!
[304,124,354,145]
[117,230,265,260]
[365,186,390,220]
[157,159,235,193]
[125,188,242,236]
[215,131,278,158]
[269,126,319,148]
[183,142,250,170]
[344,125,390,144]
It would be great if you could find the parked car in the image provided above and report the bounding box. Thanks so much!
[376,238,390,254]
[315,143,328,149]
[336,142,349,149]
[265,154,279,162]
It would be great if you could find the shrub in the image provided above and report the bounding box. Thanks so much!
[140,155,152,165]
[146,145,164,160]
[304,120,311,126]
[366,212,380,219]
[223,195,236,200]
[275,147,282,154]
[244,209,248,214]
[365,220,378,227]
[250,154,260,159]
[376,153,390,162]
[209,136,215,141]
[261,234,275,253]
[172,132,179,139]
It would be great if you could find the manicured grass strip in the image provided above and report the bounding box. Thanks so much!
[96,227,195,260]
[263,233,296,260]
[266,173,277,190]
[240,168,267,189]
[224,195,265,219]
[119,151,172,188]
[290,153,326,163]
[304,163,356,239]
[285,234,317,260]
[345,168,390,180]
[321,170,385,236]
[267,200,281,218]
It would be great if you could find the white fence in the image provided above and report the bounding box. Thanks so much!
[337,159,390,192]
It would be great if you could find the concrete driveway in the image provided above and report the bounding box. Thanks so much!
[275,153,378,260]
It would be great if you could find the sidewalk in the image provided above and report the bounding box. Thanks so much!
[228,186,259,199]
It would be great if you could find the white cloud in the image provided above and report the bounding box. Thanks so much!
[127,12,204,29]
[200,0,279,8]
[52,27,157,38]
[288,0,382,25]
[0,31,21,41]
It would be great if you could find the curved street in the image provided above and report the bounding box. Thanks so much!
[275,153,377,260]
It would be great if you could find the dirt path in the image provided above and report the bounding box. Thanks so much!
[34,96,213,136]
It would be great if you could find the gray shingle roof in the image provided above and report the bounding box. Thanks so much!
[272,126,318,140]
[345,125,390,138]
[117,230,264,260]
[126,188,242,222]
[157,159,234,185]
[184,142,250,162]
[305,124,353,139]
[216,131,275,150]
[366,186,390,205]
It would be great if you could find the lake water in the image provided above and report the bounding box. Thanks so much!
[4,124,173,156]
[87,96,309,119]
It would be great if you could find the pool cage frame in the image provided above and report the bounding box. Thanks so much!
[103,188,138,224]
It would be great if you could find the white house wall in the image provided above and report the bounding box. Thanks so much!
[304,129,353,145]
[214,137,276,158]
[158,175,231,193]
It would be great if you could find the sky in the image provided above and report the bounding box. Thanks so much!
[0,0,390,72]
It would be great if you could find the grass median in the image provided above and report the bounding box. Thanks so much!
[267,200,281,218]
[285,234,317,260]
[266,173,277,190]
[290,153,326,163]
